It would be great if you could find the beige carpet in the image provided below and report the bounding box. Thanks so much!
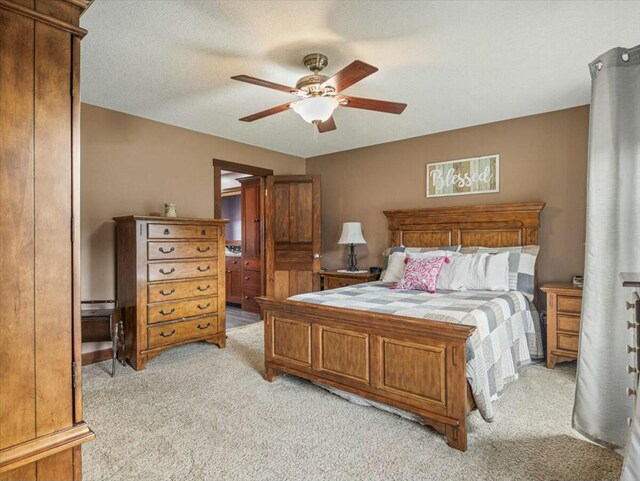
[82,322,622,481]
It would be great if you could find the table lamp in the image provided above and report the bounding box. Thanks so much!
[338,222,366,272]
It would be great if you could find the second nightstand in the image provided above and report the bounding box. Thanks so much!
[541,283,583,369]
[320,270,379,290]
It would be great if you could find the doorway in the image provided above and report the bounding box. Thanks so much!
[213,159,272,320]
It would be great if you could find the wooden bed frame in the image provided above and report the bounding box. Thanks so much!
[256,202,544,451]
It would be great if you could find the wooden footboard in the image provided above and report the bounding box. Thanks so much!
[257,297,476,451]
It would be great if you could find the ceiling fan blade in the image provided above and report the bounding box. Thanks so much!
[317,116,336,133]
[231,75,297,94]
[323,60,378,92]
[239,102,292,122]
[339,95,407,114]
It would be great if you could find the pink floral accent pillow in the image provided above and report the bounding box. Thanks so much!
[395,256,450,293]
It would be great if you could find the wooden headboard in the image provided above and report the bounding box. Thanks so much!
[383,202,545,249]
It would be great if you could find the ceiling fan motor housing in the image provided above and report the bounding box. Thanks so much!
[295,74,331,94]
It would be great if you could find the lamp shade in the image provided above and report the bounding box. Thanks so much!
[337,222,366,245]
[292,96,338,124]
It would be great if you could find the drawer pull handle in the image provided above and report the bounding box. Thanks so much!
[159,288,175,296]
[159,247,175,254]
[197,322,211,330]
[628,365,638,374]
[159,329,176,338]
[197,246,211,253]
[201,229,207,235]
[627,302,636,311]
[628,321,638,330]
[244,296,250,299]
[163,228,170,235]
[159,308,176,316]
[197,303,211,310]
[197,284,211,291]
[159,268,175,275]
[628,345,638,353]
[197,265,211,272]
[628,387,637,397]
[244,276,250,280]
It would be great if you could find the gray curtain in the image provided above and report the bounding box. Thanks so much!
[573,44,640,450]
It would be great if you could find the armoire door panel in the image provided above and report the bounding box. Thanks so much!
[35,448,74,481]
[34,22,73,437]
[0,463,36,481]
[0,7,36,450]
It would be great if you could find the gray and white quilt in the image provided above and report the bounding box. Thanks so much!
[290,282,543,422]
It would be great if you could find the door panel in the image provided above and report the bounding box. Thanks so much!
[266,175,321,298]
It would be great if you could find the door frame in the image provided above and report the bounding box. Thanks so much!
[212,158,273,218]
[213,159,273,305]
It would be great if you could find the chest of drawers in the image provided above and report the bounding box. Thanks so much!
[114,216,227,370]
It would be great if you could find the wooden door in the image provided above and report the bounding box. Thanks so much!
[265,175,321,298]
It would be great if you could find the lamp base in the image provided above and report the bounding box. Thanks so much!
[345,244,358,272]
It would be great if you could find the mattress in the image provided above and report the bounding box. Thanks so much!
[290,282,543,422]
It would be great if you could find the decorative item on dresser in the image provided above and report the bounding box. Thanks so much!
[113,216,227,371]
[0,0,95,478]
[541,283,583,369]
[258,202,544,451]
[337,222,367,272]
[320,270,380,290]
[239,176,264,313]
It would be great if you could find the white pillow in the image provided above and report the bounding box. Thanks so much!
[381,251,407,283]
[381,250,447,283]
[436,253,472,291]
[465,252,510,291]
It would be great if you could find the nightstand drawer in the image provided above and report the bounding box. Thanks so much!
[325,277,361,290]
[557,295,582,314]
[557,314,580,334]
[557,333,579,352]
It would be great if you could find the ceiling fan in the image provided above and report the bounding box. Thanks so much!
[231,53,407,133]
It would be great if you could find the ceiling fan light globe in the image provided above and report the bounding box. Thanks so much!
[293,96,338,124]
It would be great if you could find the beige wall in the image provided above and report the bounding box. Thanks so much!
[306,106,589,287]
[81,104,305,301]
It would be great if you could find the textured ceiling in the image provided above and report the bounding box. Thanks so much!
[80,1,639,158]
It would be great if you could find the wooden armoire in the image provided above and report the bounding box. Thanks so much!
[0,1,94,479]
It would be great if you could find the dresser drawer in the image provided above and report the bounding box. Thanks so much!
[324,277,362,290]
[148,296,217,324]
[557,314,580,334]
[242,288,261,313]
[148,260,218,282]
[226,257,241,271]
[147,315,218,348]
[148,241,217,261]
[242,270,261,290]
[242,258,261,272]
[148,278,217,303]
[148,223,218,240]
[557,333,579,352]
[557,295,582,314]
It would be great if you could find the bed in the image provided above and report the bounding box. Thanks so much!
[256,202,545,451]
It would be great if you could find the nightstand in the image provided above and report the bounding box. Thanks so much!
[541,283,583,369]
[320,270,380,290]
